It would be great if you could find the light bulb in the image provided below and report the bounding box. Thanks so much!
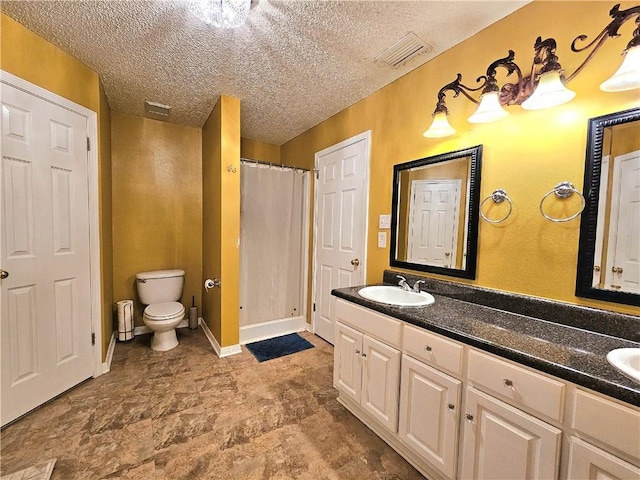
[600,45,640,92]
[468,91,509,123]
[423,111,456,138]
[521,70,576,110]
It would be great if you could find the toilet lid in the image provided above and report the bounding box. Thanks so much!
[144,302,185,320]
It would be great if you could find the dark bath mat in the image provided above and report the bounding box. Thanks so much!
[245,333,314,362]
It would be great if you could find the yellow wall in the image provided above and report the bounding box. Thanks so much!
[281,1,640,316]
[202,96,241,347]
[241,138,281,164]
[1,13,115,358]
[99,82,113,353]
[111,112,203,325]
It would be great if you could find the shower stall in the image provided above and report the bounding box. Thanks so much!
[239,159,310,344]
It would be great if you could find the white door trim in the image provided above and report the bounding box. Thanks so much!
[1,70,103,378]
[311,131,371,336]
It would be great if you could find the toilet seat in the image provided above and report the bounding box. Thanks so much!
[144,302,185,321]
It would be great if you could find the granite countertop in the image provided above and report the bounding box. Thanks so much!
[332,285,640,407]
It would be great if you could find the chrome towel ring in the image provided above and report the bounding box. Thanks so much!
[480,189,513,224]
[539,181,586,222]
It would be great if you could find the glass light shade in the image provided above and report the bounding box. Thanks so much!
[521,70,576,110]
[600,45,640,92]
[468,92,509,124]
[195,0,250,29]
[423,111,456,138]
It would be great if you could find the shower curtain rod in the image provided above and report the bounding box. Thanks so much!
[240,158,309,172]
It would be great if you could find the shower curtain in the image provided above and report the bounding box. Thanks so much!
[239,162,306,331]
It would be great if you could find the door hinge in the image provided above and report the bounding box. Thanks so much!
[313,303,316,312]
[314,169,319,180]
[87,137,91,151]
[91,332,96,345]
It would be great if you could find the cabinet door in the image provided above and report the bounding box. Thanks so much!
[460,387,561,480]
[399,354,461,479]
[361,334,401,432]
[333,322,363,403]
[567,436,640,480]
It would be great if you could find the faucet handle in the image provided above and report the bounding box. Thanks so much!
[412,280,426,292]
[396,274,407,282]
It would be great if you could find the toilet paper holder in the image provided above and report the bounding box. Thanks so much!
[204,278,221,292]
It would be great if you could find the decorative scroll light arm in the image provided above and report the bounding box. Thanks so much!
[567,4,640,83]
[432,73,484,115]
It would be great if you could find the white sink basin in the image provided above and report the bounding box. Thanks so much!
[606,348,640,383]
[358,286,435,307]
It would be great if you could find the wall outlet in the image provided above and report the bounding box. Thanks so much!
[379,214,391,229]
[378,231,387,248]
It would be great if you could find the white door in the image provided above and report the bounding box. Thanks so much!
[460,387,561,480]
[398,355,461,478]
[314,132,369,344]
[605,150,640,293]
[408,180,460,268]
[1,82,94,425]
[593,155,610,287]
[361,335,400,433]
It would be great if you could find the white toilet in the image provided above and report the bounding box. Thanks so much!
[136,269,186,351]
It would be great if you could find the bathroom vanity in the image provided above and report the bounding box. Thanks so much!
[331,274,640,480]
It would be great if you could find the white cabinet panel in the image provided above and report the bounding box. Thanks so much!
[460,387,561,480]
[362,335,400,433]
[399,354,461,479]
[567,436,640,480]
[333,322,362,403]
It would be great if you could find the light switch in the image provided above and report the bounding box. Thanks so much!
[379,214,391,229]
[378,231,387,248]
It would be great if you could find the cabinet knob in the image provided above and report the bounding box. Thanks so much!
[351,258,360,267]
[424,345,432,352]
[355,349,361,354]
[362,353,367,358]
[448,403,455,411]
[465,413,474,423]
[503,378,514,388]
[612,266,623,274]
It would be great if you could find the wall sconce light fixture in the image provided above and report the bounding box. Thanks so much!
[423,3,640,138]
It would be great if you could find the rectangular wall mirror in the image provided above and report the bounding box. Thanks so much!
[576,107,640,307]
[390,145,482,279]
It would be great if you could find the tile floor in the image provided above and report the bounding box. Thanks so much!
[1,329,425,479]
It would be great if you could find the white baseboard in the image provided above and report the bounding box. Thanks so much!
[239,316,307,344]
[101,333,116,375]
[200,318,242,358]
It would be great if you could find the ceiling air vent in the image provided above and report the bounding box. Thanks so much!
[145,100,171,117]
[375,32,429,69]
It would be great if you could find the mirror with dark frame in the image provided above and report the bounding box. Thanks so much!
[576,107,640,307]
[390,145,482,279]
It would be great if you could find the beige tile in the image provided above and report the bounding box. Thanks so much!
[1,330,424,480]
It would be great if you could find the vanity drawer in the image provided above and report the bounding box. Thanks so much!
[335,299,402,348]
[572,389,640,460]
[403,324,463,377]
[467,349,565,421]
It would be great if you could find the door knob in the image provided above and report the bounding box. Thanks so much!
[0,270,8,279]
[445,252,451,257]
[351,258,360,266]
[611,266,623,274]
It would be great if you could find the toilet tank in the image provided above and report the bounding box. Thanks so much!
[136,269,185,305]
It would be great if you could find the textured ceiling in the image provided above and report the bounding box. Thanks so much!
[2,0,529,145]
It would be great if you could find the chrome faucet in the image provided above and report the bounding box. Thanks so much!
[396,275,411,291]
[412,280,426,292]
